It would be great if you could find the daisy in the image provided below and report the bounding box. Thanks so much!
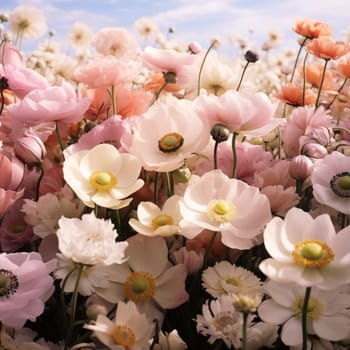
[84,300,154,350]
[179,169,272,249]
[123,95,210,172]
[129,195,182,237]
[63,143,144,209]
[258,280,350,346]
[259,207,350,289]
[69,21,92,48]
[311,151,350,214]
[201,260,263,299]
[195,295,243,349]
[0,252,56,328]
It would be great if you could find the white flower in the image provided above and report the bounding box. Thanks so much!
[258,280,350,346]
[63,143,144,209]
[22,185,85,238]
[134,17,159,40]
[56,212,128,266]
[311,151,350,214]
[129,195,182,237]
[154,330,187,350]
[179,169,272,249]
[246,322,279,350]
[124,95,210,172]
[202,260,263,299]
[195,295,243,348]
[9,6,47,40]
[69,21,92,48]
[259,207,350,289]
[84,301,154,350]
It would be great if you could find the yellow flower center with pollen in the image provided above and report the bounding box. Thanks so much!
[124,271,156,302]
[151,214,174,229]
[292,295,324,320]
[89,171,116,192]
[113,325,136,347]
[207,200,237,223]
[292,239,334,268]
[158,132,184,153]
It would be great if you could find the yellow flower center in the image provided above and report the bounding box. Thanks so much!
[226,278,239,286]
[89,171,116,192]
[207,200,237,223]
[158,132,184,153]
[151,214,174,229]
[292,239,334,268]
[113,325,136,348]
[124,271,156,302]
[292,295,324,320]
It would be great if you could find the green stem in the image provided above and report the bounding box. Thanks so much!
[55,121,65,154]
[231,132,238,179]
[295,179,304,196]
[152,81,168,104]
[301,287,312,350]
[166,171,174,197]
[213,141,219,169]
[110,85,117,115]
[326,78,348,110]
[290,37,308,83]
[301,52,309,106]
[197,40,217,96]
[35,164,44,201]
[241,312,248,350]
[236,61,250,91]
[315,59,329,108]
[153,171,159,205]
[65,264,84,350]
[202,231,217,269]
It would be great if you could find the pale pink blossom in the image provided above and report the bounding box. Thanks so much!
[0,64,49,99]
[194,90,279,136]
[0,42,23,69]
[7,82,91,126]
[13,130,46,164]
[281,106,332,157]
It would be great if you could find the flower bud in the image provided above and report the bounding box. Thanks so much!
[210,123,230,143]
[301,142,328,160]
[188,41,201,54]
[163,71,176,84]
[289,155,314,180]
[173,166,192,183]
[86,303,108,321]
[0,13,8,22]
[232,294,262,313]
[14,132,46,165]
[244,50,259,63]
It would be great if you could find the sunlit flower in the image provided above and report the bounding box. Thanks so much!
[22,185,85,238]
[9,6,47,41]
[179,170,272,249]
[63,143,144,209]
[69,21,92,48]
[129,195,182,237]
[311,151,350,214]
[293,18,332,39]
[202,260,263,299]
[275,82,316,106]
[134,17,159,40]
[0,252,56,328]
[195,295,243,348]
[307,38,350,60]
[123,95,210,172]
[258,280,350,346]
[259,207,350,289]
[56,212,128,266]
[84,301,154,350]
[155,330,187,350]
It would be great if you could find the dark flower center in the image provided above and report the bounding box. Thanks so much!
[330,172,350,197]
[0,269,19,298]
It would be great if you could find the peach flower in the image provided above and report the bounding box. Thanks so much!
[304,62,334,90]
[307,38,349,60]
[276,82,316,106]
[337,53,350,78]
[292,18,332,39]
[0,42,23,69]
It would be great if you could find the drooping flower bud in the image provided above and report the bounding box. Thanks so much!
[14,132,46,166]
[289,155,314,180]
[210,123,230,143]
[244,50,259,63]
[173,166,192,183]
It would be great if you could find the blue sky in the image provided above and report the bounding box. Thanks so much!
[1,0,350,56]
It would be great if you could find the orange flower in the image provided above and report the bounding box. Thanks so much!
[143,72,182,94]
[307,38,349,60]
[304,62,334,90]
[337,53,350,78]
[276,83,316,106]
[293,18,332,39]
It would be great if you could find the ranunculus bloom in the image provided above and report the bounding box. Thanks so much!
[307,38,350,60]
[63,143,144,209]
[275,82,316,106]
[259,207,350,289]
[123,94,210,172]
[194,90,279,136]
[304,62,334,90]
[0,252,56,328]
[311,151,350,214]
[179,170,272,249]
[7,82,91,126]
[292,18,332,39]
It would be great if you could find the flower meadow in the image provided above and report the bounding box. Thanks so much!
[2,5,350,350]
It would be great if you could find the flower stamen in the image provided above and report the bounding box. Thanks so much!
[292,295,324,320]
[151,214,174,229]
[330,172,350,197]
[0,269,19,298]
[158,132,184,153]
[124,271,156,302]
[113,324,136,347]
[207,199,237,223]
[89,170,116,192]
[292,239,334,268]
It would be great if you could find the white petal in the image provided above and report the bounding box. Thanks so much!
[258,299,293,324]
[314,315,349,341]
[281,317,302,346]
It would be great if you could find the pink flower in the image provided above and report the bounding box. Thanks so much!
[0,42,23,69]
[143,46,197,84]
[6,82,91,126]
[0,64,49,99]
[194,90,279,136]
[0,251,56,328]
[281,106,333,157]
[72,56,141,89]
